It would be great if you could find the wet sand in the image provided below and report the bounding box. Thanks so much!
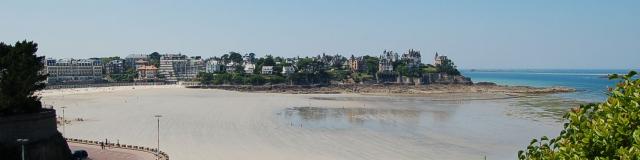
[42,87,572,160]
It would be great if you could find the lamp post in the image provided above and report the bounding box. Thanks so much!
[17,139,29,160]
[61,106,66,137]
[154,114,162,160]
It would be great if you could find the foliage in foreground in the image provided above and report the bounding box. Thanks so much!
[0,41,47,115]
[519,71,640,159]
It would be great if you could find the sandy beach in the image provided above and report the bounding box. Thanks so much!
[41,86,574,160]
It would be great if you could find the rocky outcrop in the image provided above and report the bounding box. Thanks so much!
[421,73,473,85]
[0,109,72,160]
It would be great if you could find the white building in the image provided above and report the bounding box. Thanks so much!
[205,59,223,73]
[225,62,237,73]
[45,58,103,84]
[244,63,255,74]
[378,50,397,72]
[282,66,295,75]
[157,54,201,82]
[261,66,274,74]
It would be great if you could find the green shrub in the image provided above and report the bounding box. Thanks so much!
[519,71,640,159]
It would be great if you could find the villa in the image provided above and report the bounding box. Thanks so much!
[205,59,224,73]
[401,49,422,68]
[244,63,256,74]
[261,66,274,74]
[282,66,295,75]
[136,65,158,81]
[434,52,448,66]
[348,55,364,72]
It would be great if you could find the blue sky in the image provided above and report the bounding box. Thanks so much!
[1,0,638,69]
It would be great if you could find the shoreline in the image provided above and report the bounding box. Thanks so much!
[186,83,576,96]
[37,85,183,97]
[38,83,576,99]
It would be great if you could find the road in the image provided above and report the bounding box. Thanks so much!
[68,143,158,160]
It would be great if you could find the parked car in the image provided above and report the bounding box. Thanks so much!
[72,150,88,160]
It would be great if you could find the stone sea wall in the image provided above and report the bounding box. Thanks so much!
[0,109,57,144]
[0,109,72,160]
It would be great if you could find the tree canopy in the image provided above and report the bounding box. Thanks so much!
[519,71,640,159]
[229,52,243,64]
[149,52,161,67]
[363,55,379,75]
[0,41,47,115]
[436,58,460,75]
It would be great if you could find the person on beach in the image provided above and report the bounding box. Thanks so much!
[100,142,104,149]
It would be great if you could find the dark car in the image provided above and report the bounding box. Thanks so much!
[72,150,88,160]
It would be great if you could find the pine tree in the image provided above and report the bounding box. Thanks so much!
[0,41,47,115]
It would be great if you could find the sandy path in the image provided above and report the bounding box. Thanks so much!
[43,87,563,160]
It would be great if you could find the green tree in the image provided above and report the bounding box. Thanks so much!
[245,74,266,85]
[98,56,121,66]
[248,53,256,62]
[149,52,161,67]
[519,71,640,159]
[329,70,349,82]
[363,56,379,75]
[436,58,460,75]
[231,73,244,84]
[263,55,276,66]
[0,41,48,115]
[197,72,214,84]
[221,54,230,64]
[267,75,285,84]
[229,52,243,64]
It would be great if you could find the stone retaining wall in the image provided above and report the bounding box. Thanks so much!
[66,138,169,160]
[0,109,58,144]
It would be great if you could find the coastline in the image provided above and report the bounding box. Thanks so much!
[37,83,576,100]
[37,85,183,97]
[186,83,576,97]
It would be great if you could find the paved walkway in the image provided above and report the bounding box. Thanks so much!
[69,143,158,160]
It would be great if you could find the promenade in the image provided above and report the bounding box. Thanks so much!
[69,143,157,160]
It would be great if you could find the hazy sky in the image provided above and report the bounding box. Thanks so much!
[1,0,638,69]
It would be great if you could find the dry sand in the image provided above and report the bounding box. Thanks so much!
[42,86,569,160]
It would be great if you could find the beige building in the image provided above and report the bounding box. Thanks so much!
[45,58,103,84]
[348,55,364,72]
[434,52,448,66]
[136,65,158,81]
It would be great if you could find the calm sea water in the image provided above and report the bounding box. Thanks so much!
[461,69,636,102]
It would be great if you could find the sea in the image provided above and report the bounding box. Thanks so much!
[461,69,637,102]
